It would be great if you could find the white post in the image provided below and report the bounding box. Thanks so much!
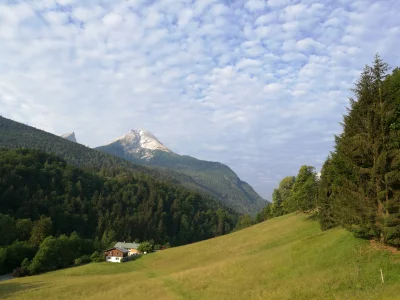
[380,269,384,283]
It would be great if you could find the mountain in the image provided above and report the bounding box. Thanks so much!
[61,132,77,142]
[96,129,266,214]
[0,116,151,174]
[0,116,264,214]
[109,129,171,160]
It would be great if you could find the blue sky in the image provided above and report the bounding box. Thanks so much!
[0,0,399,199]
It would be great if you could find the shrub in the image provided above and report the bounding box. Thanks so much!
[90,251,105,263]
[162,242,171,249]
[74,255,91,266]
[12,266,28,277]
[137,241,153,253]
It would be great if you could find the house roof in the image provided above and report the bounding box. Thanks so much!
[115,242,140,250]
[105,247,129,253]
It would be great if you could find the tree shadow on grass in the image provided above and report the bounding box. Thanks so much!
[305,213,319,222]
[128,254,143,262]
[0,282,44,299]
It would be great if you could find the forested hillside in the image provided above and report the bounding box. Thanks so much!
[97,144,266,215]
[0,116,263,214]
[0,149,238,275]
[0,116,185,179]
[257,56,400,248]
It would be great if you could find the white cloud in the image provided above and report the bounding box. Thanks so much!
[296,37,323,51]
[0,0,399,200]
[236,58,262,69]
[255,13,276,26]
[283,4,307,21]
[245,0,267,12]
[264,83,284,94]
[102,12,123,27]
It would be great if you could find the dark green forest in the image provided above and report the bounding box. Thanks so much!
[0,148,237,275]
[257,56,400,248]
[0,116,264,214]
[97,143,266,215]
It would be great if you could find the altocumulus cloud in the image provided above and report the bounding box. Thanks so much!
[0,0,399,199]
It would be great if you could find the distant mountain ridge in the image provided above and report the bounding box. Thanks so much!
[96,129,266,214]
[0,116,266,214]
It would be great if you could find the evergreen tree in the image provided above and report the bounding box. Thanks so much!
[319,56,400,245]
[30,217,53,247]
[317,157,337,230]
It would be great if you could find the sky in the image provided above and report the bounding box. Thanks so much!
[0,0,399,200]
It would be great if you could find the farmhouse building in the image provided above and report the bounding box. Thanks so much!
[114,242,141,256]
[104,247,128,263]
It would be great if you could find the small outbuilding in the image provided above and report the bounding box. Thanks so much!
[104,247,129,263]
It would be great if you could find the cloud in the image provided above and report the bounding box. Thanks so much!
[245,0,267,12]
[102,12,123,27]
[0,0,399,200]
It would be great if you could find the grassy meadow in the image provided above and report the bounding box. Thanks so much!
[1,213,400,300]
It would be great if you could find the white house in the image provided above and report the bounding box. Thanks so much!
[104,247,129,263]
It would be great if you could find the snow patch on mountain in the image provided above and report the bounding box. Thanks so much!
[61,132,77,143]
[110,129,171,159]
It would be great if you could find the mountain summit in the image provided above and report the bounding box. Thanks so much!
[108,129,171,159]
[97,129,266,214]
[61,132,77,143]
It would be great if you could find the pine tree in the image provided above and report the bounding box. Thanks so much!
[320,56,400,245]
[317,157,337,230]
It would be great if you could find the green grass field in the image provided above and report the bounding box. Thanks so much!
[1,213,400,300]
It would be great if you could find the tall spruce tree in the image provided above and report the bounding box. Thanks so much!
[317,157,338,230]
[319,56,400,246]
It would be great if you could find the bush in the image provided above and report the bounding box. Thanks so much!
[74,255,91,266]
[12,266,28,277]
[137,241,153,253]
[90,251,105,263]
[162,242,171,249]
[0,242,36,275]
[154,244,161,251]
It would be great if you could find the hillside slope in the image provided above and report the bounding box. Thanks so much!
[97,130,266,215]
[0,116,151,174]
[1,214,400,300]
[0,116,264,214]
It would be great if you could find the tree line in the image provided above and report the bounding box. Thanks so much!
[0,148,238,275]
[255,56,400,248]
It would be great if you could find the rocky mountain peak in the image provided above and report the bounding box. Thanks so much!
[61,132,77,143]
[110,129,171,156]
